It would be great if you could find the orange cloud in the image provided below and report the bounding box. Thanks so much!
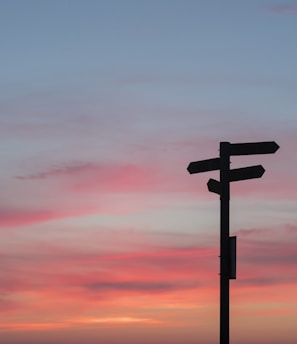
[73,316,162,325]
[0,316,162,333]
[0,223,296,341]
[0,322,69,333]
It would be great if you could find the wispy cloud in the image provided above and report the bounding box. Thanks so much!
[73,316,162,325]
[1,224,296,297]
[15,163,96,180]
[268,4,297,16]
[0,322,69,333]
[15,162,157,193]
[0,205,98,228]
[0,224,296,331]
[2,162,162,227]
[84,280,197,293]
[0,316,163,333]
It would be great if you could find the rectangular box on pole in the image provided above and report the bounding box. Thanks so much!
[229,236,237,280]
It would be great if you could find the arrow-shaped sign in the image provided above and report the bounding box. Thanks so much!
[229,165,265,182]
[229,141,279,156]
[187,157,220,174]
[207,178,221,195]
[207,165,265,195]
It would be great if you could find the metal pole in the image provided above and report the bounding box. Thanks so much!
[220,142,230,344]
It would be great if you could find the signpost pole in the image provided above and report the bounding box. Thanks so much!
[186,140,279,344]
[220,142,230,344]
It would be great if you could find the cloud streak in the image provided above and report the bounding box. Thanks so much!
[0,224,296,336]
[15,163,97,180]
[268,4,297,16]
[85,280,197,293]
[15,162,157,192]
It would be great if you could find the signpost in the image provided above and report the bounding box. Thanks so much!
[187,157,220,174]
[187,141,279,344]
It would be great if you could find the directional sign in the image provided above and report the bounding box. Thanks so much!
[207,165,265,194]
[187,140,279,344]
[187,157,220,174]
[207,178,221,195]
[229,165,265,182]
[229,141,279,156]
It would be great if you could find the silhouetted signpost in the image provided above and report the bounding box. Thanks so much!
[187,141,279,344]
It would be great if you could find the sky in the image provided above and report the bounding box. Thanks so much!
[0,0,297,343]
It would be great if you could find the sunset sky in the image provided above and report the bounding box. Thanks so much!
[1,1,297,343]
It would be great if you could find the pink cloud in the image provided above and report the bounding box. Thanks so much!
[0,205,99,228]
[0,224,296,334]
[3,129,295,232]
[2,224,296,299]
[16,162,155,188]
[0,236,220,331]
[2,162,164,228]
[13,131,295,203]
[0,238,217,298]
[0,208,58,227]
[16,162,158,194]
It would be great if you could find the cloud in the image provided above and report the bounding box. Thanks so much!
[0,316,162,333]
[0,224,296,333]
[0,234,219,333]
[284,223,297,234]
[2,224,296,292]
[1,161,166,228]
[5,128,293,232]
[0,240,217,296]
[15,162,158,193]
[16,162,154,186]
[84,280,197,293]
[13,129,297,203]
[237,276,296,287]
[0,322,69,333]
[268,4,297,16]
[15,163,96,180]
[244,244,297,265]
[2,224,296,300]
[73,316,162,325]
[0,205,98,228]
[0,207,57,227]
